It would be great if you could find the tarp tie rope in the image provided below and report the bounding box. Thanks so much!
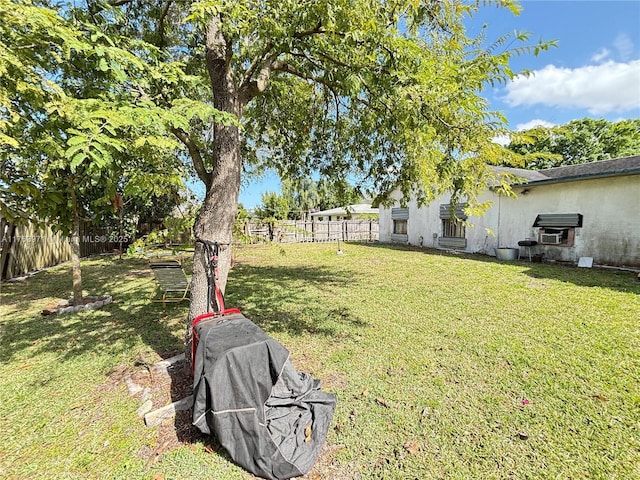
[191,240,242,372]
[196,239,226,314]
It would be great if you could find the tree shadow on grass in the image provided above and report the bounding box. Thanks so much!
[0,255,199,463]
[357,242,640,295]
[0,256,186,363]
[225,263,369,337]
[1,252,367,357]
[0,254,368,466]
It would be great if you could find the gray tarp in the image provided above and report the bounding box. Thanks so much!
[192,313,337,480]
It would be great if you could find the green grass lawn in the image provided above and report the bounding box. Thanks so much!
[1,243,638,479]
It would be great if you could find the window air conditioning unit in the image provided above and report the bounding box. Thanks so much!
[541,233,562,244]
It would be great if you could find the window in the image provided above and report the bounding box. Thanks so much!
[442,218,465,238]
[391,207,409,241]
[393,219,408,235]
[533,213,582,247]
[440,203,467,238]
[438,203,467,249]
[538,228,575,246]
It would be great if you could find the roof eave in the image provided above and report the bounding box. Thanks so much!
[511,168,640,188]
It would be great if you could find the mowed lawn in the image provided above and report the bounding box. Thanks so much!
[1,243,638,479]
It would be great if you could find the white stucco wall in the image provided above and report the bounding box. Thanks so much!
[380,174,640,267]
[379,190,502,252]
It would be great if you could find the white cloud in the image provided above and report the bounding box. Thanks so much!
[591,48,610,63]
[491,119,556,145]
[491,134,511,146]
[614,33,634,61]
[515,119,556,131]
[503,60,640,114]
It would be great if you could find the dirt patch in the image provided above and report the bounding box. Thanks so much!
[320,371,349,391]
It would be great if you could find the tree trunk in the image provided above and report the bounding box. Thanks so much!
[69,181,83,305]
[118,200,124,260]
[186,15,243,362]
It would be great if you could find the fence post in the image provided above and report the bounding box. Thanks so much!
[0,222,16,280]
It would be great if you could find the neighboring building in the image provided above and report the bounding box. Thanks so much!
[310,204,379,222]
[379,155,640,267]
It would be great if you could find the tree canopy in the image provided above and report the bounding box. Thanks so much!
[2,1,554,340]
[507,118,640,170]
[0,0,208,300]
[255,178,361,220]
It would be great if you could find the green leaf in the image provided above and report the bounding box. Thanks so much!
[70,152,87,171]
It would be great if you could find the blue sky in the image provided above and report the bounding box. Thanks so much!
[196,1,640,208]
[476,0,640,132]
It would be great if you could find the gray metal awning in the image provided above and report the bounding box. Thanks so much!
[391,207,409,220]
[439,204,467,220]
[533,213,583,228]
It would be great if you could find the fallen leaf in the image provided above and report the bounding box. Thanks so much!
[404,441,420,455]
[592,394,609,402]
[361,388,370,397]
[204,444,216,454]
[305,425,312,442]
[375,397,390,408]
[375,457,390,468]
[153,474,164,480]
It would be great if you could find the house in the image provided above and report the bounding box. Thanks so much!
[310,203,379,222]
[379,155,640,267]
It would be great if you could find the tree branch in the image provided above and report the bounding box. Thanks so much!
[206,14,227,66]
[206,13,238,106]
[239,52,280,105]
[292,21,325,39]
[156,0,174,49]
[272,60,340,92]
[171,127,211,185]
[237,21,341,105]
[240,42,275,87]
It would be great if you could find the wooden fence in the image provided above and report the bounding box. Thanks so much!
[238,219,379,244]
[0,218,124,280]
[0,217,379,280]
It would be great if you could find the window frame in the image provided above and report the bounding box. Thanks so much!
[439,203,467,240]
[393,219,408,235]
[441,218,466,239]
[390,207,409,242]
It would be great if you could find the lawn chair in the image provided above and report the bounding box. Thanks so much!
[149,259,190,306]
